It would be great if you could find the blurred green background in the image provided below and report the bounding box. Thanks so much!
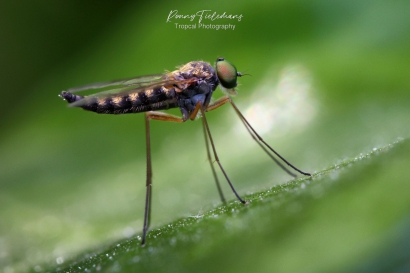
[1,0,409,272]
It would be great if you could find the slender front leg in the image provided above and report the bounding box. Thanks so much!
[141,111,185,246]
[206,95,311,177]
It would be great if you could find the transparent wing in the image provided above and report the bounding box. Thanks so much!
[65,73,193,108]
[67,74,167,93]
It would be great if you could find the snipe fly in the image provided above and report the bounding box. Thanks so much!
[59,57,311,245]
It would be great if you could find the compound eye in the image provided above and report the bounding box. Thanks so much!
[215,58,238,89]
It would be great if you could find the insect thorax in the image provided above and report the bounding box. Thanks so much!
[171,61,219,120]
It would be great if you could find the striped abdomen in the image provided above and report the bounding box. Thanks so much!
[60,86,178,114]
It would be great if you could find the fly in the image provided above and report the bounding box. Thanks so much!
[59,57,311,245]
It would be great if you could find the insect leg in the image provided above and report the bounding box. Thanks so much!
[202,118,226,204]
[187,101,227,203]
[208,96,296,177]
[195,102,246,204]
[206,96,311,177]
[142,111,185,246]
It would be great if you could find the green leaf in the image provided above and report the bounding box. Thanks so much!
[32,139,410,273]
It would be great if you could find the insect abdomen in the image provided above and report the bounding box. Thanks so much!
[60,91,84,103]
[60,86,178,114]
